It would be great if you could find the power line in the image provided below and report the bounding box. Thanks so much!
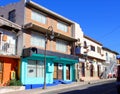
[101,25,120,39]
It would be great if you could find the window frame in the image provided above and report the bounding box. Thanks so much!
[97,46,101,54]
[57,21,68,32]
[31,9,47,24]
[8,9,16,22]
[90,45,95,52]
[31,31,45,48]
[56,39,68,53]
[27,60,44,78]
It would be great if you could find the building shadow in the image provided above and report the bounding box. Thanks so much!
[58,81,118,94]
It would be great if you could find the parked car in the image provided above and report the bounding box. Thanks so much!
[107,72,112,78]
[116,65,120,94]
[107,71,117,78]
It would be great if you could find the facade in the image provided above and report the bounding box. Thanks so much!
[75,29,106,81]
[117,57,120,65]
[102,47,118,78]
[0,0,78,86]
[0,0,119,88]
[0,17,21,86]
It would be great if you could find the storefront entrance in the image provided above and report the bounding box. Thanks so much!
[0,61,3,84]
[97,65,101,77]
[90,64,94,77]
[53,63,63,80]
[66,64,70,80]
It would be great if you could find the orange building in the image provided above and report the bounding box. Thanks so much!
[0,56,20,86]
[0,17,21,86]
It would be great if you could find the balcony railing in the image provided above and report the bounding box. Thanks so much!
[0,41,16,55]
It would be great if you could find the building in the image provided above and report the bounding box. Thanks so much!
[0,0,79,87]
[117,57,120,65]
[102,47,118,78]
[0,16,21,86]
[75,26,106,81]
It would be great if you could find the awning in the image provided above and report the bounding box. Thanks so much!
[29,54,57,60]
[54,57,78,64]
[26,53,78,63]
[32,54,56,58]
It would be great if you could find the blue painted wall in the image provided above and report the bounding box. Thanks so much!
[21,54,77,85]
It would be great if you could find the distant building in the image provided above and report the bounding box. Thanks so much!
[102,47,119,78]
[75,32,106,81]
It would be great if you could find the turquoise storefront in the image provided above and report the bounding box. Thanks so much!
[21,47,78,86]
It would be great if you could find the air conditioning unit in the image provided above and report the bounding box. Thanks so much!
[22,47,37,58]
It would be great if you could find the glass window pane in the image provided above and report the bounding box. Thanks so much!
[31,10,46,24]
[27,60,36,78]
[56,39,67,52]
[57,22,68,32]
[31,32,45,48]
[37,61,44,77]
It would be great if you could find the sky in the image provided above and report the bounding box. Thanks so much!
[0,0,120,54]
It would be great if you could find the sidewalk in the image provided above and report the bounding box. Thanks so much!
[2,78,116,94]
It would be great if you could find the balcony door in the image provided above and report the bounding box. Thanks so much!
[0,61,3,84]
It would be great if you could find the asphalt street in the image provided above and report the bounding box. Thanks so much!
[42,79,117,94]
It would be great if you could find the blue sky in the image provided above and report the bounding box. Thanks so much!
[0,0,120,54]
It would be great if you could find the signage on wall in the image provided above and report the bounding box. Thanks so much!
[58,64,62,70]
[79,58,85,62]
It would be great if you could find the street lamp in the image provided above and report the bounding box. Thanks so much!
[43,26,54,89]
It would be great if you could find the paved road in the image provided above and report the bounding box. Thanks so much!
[42,80,118,94]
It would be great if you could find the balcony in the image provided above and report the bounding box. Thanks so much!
[0,41,16,55]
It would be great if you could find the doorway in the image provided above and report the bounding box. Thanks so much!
[66,64,70,80]
[53,63,63,80]
[97,65,100,77]
[0,61,3,84]
[90,64,94,77]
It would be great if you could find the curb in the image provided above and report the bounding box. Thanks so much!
[3,78,116,94]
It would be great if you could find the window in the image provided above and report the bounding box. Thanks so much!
[106,53,109,61]
[8,9,16,22]
[90,45,95,51]
[57,21,68,32]
[97,47,101,54]
[31,10,46,24]
[31,32,45,48]
[84,41,87,48]
[27,60,44,78]
[56,39,67,52]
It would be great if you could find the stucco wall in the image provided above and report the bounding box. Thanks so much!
[0,0,25,25]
